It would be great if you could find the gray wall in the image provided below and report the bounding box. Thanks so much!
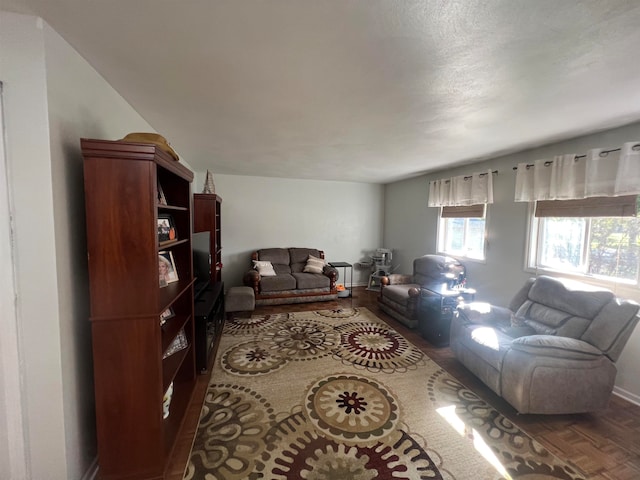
[1,11,160,479]
[384,121,640,403]
[193,172,385,289]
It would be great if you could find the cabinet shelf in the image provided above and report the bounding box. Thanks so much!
[159,279,195,312]
[161,312,192,354]
[162,375,194,458]
[158,238,189,249]
[157,204,188,212]
[162,343,192,392]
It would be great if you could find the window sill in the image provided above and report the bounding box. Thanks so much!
[438,251,487,265]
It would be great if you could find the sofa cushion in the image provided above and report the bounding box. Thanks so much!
[512,276,616,339]
[412,254,464,286]
[507,278,536,312]
[457,324,514,372]
[457,303,512,327]
[527,276,614,319]
[258,248,290,266]
[582,299,639,360]
[510,335,604,360]
[514,301,592,338]
[272,264,292,274]
[260,273,296,292]
[292,272,330,289]
[253,260,277,276]
[500,325,537,338]
[381,284,420,304]
[290,248,321,273]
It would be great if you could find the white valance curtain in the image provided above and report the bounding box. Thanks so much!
[514,141,640,202]
[428,169,494,207]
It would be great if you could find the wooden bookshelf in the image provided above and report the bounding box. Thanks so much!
[82,138,196,479]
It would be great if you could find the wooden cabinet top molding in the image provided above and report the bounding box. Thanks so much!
[81,137,194,182]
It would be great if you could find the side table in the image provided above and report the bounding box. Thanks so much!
[418,284,475,347]
[328,262,353,298]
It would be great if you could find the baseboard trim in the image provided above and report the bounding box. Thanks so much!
[81,458,98,480]
[613,386,640,407]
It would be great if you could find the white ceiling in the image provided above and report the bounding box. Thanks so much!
[4,1,640,184]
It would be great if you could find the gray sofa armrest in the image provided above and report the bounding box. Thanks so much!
[456,302,513,329]
[501,334,615,414]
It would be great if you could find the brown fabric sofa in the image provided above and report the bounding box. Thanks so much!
[243,248,338,305]
[451,275,639,414]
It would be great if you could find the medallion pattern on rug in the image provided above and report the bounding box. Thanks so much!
[186,308,587,480]
[304,374,399,444]
[223,312,289,336]
[221,340,288,376]
[255,411,445,480]
[333,321,425,372]
[260,317,340,361]
[185,384,274,480]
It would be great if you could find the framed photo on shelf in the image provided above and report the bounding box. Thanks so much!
[157,180,167,206]
[157,214,177,243]
[160,307,175,326]
[163,328,188,359]
[158,250,179,286]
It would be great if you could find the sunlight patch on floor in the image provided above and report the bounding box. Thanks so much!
[436,405,512,480]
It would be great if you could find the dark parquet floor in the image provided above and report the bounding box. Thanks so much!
[167,287,640,480]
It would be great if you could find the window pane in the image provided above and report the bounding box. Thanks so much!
[531,213,639,285]
[445,218,465,252]
[539,217,585,271]
[588,217,640,281]
[466,218,485,259]
[440,217,486,260]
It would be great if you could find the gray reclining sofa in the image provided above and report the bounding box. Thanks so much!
[451,275,639,414]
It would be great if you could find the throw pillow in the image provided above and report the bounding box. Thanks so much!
[253,260,277,276]
[303,255,325,274]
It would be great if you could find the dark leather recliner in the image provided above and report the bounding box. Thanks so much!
[378,254,464,328]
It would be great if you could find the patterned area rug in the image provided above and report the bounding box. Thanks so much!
[185,307,586,480]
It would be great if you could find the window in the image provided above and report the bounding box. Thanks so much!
[438,205,487,260]
[529,206,640,284]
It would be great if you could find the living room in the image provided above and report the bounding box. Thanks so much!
[2,3,640,480]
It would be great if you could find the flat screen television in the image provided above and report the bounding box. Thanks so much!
[192,231,211,298]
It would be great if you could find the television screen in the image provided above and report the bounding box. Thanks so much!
[192,231,211,297]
